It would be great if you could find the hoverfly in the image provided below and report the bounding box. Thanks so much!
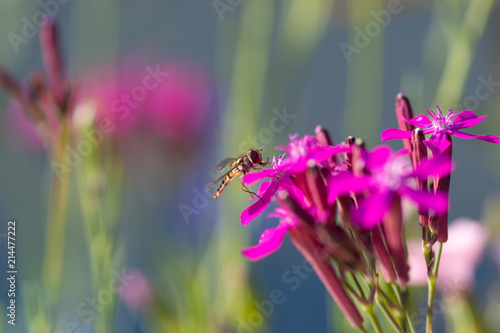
[207,148,268,199]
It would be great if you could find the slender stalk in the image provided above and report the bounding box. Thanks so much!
[426,242,443,333]
[350,272,366,300]
[391,285,409,333]
[365,306,383,333]
[377,286,399,311]
[376,298,404,333]
[41,120,71,319]
[406,312,417,333]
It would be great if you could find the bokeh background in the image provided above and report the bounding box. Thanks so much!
[0,1,499,332]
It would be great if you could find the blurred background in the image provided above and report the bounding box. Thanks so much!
[0,0,499,332]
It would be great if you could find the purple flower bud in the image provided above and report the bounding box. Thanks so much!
[382,196,409,284]
[432,136,452,242]
[315,125,338,165]
[344,136,356,172]
[411,128,429,227]
[335,195,354,229]
[395,93,415,153]
[315,125,334,146]
[351,138,366,176]
[371,226,397,283]
[305,162,331,223]
[39,16,64,109]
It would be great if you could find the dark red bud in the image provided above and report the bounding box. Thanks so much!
[396,93,415,153]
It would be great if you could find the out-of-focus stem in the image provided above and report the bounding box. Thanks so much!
[366,305,383,333]
[42,119,71,314]
[376,297,403,333]
[426,242,443,333]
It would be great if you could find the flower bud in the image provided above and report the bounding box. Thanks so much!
[39,15,64,108]
[382,196,409,284]
[344,136,356,172]
[395,93,415,153]
[371,226,397,283]
[411,128,429,227]
[305,161,331,224]
[433,135,452,242]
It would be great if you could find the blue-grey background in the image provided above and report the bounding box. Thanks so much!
[0,1,499,332]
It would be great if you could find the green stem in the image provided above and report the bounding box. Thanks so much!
[41,120,71,320]
[426,242,443,333]
[366,306,383,333]
[376,298,404,333]
[77,135,122,333]
[406,311,417,333]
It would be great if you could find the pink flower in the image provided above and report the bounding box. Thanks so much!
[277,134,349,171]
[119,268,154,312]
[241,193,364,328]
[240,136,349,226]
[78,64,145,138]
[240,154,297,226]
[328,145,452,229]
[381,106,499,153]
[145,62,212,142]
[408,218,488,294]
[241,206,299,261]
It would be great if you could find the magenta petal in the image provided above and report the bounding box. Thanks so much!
[450,130,500,143]
[381,128,412,141]
[451,111,486,129]
[242,168,276,185]
[404,114,432,127]
[424,132,451,154]
[364,145,392,170]
[246,180,271,201]
[327,173,372,204]
[352,191,395,229]
[240,180,279,225]
[407,155,454,180]
[400,186,448,214]
[241,223,291,261]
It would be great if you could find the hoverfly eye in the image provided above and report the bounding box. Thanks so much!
[249,150,261,164]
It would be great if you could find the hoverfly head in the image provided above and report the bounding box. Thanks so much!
[248,148,263,164]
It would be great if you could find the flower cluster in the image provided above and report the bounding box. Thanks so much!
[237,94,498,330]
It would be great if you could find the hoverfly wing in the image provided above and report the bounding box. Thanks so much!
[206,172,229,191]
[216,157,237,172]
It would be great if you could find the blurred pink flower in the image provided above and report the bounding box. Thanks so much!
[78,64,146,138]
[146,62,212,142]
[408,218,488,294]
[119,268,153,312]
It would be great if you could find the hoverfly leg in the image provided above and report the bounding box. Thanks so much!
[239,176,265,204]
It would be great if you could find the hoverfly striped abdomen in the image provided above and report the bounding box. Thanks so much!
[207,148,268,199]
